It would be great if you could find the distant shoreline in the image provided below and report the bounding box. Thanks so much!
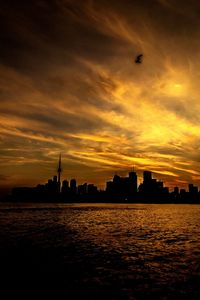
[1,195,200,205]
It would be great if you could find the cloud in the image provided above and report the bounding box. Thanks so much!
[1,0,200,191]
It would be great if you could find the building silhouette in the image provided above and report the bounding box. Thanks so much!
[70,179,77,195]
[106,171,137,199]
[138,171,168,198]
[78,183,87,195]
[61,180,69,195]
[57,153,62,193]
[6,155,200,204]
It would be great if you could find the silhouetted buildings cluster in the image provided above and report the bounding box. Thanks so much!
[106,171,137,198]
[10,171,200,204]
[138,171,169,197]
[61,178,98,196]
[12,174,99,202]
[5,155,200,203]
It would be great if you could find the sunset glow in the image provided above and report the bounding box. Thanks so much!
[1,0,200,192]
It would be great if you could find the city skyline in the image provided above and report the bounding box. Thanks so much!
[3,152,200,195]
[1,1,200,194]
[8,155,200,201]
[38,155,200,194]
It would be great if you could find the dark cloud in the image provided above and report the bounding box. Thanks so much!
[0,0,128,75]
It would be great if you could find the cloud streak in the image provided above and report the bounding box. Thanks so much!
[1,0,200,190]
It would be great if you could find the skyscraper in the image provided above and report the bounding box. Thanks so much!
[129,171,138,194]
[70,179,77,194]
[143,171,152,183]
[57,153,62,193]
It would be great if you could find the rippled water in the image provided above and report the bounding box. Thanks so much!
[0,203,200,299]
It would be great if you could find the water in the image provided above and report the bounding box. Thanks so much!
[0,203,200,299]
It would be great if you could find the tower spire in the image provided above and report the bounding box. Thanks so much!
[57,153,62,193]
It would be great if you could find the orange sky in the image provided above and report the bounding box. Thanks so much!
[1,0,200,192]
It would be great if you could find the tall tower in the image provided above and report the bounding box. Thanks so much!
[57,153,62,193]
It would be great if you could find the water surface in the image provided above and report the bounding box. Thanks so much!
[0,203,200,299]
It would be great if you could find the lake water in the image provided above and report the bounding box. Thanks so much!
[0,203,200,299]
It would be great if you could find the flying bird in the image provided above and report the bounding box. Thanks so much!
[135,54,143,64]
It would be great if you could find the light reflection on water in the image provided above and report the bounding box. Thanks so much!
[0,203,200,299]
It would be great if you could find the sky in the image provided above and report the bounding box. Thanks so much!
[1,0,200,193]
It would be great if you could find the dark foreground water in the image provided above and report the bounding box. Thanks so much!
[0,203,200,299]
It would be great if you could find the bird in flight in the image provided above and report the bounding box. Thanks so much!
[135,54,143,64]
